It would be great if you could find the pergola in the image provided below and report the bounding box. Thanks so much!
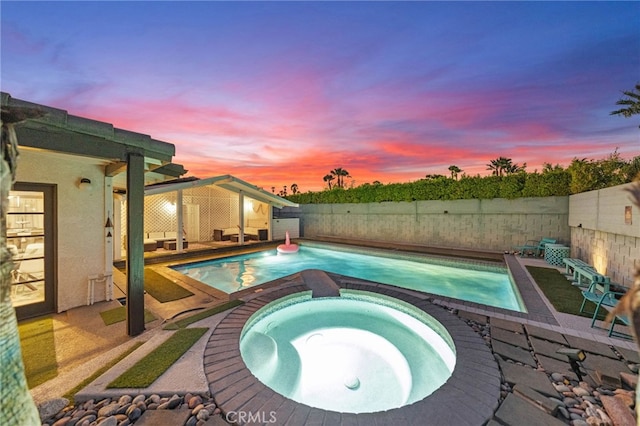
[2,92,185,336]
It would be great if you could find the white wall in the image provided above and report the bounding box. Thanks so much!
[16,149,108,312]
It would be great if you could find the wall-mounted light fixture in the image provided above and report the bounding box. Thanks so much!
[78,178,92,191]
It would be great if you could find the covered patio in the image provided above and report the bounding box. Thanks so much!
[113,175,299,262]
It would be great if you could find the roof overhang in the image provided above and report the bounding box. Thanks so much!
[145,174,299,209]
[1,92,187,187]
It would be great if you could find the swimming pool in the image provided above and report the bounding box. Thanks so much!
[172,243,525,312]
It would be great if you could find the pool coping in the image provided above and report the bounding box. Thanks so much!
[203,279,502,425]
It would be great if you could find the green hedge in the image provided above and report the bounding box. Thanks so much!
[288,171,578,204]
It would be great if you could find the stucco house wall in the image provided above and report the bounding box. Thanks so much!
[15,149,109,312]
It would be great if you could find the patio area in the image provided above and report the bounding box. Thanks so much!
[30,246,638,425]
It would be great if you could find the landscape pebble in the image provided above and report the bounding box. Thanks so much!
[40,394,223,426]
[37,313,637,426]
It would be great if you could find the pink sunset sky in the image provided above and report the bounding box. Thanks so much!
[2,1,639,192]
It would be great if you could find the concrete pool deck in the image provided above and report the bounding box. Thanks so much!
[32,254,638,425]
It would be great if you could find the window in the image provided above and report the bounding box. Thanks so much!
[7,184,56,318]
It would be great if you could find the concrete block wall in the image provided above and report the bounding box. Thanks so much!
[290,183,639,286]
[569,183,640,287]
[298,196,571,252]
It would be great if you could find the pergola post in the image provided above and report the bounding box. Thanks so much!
[177,189,184,251]
[126,152,145,336]
[238,191,245,244]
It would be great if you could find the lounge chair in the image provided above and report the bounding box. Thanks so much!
[514,238,556,257]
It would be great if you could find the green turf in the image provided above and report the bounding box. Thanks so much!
[100,306,157,326]
[144,268,194,303]
[107,328,208,388]
[18,316,58,388]
[63,341,144,404]
[526,265,608,319]
[163,299,244,330]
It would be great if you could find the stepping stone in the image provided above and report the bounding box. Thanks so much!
[563,335,617,359]
[492,340,536,367]
[491,327,529,349]
[458,310,488,325]
[494,393,566,426]
[498,358,559,398]
[581,354,633,388]
[529,337,571,362]
[600,395,637,426]
[535,354,578,382]
[525,325,568,345]
[491,318,524,333]
[513,384,562,416]
[615,345,640,364]
[136,409,191,426]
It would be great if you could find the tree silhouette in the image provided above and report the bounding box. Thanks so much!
[448,165,462,180]
[611,83,640,127]
[323,174,335,190]
[330,168,351,188]
[290,183,299,194]
[486,157,524,176]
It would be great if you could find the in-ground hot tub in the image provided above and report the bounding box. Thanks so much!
[239,290,456,413]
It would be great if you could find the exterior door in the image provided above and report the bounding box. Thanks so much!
[7,183,56,319]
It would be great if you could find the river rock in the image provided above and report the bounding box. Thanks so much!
[132,394,146,405]
[188,395,203,409]
[97,416,117,426]
[97,402,120,417]
[573,387,590,397]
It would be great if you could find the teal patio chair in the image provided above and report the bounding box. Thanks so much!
[514,237,556,257]
[579,278,627,329]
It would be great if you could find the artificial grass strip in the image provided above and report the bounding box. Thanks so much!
[163,299,244,330]
[18,316,58,388]
[63,341,144,404]
[107,328,208,388]
[100,306,156,326]
[144,268,194,303]
[526,266,608,318]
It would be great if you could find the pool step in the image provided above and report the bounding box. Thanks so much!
[301,269,341,298]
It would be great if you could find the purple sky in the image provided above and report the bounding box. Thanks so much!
[2,1,639,192]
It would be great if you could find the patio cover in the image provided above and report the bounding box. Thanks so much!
[144,174,299,208]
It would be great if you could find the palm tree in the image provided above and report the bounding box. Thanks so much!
[611,83,640,127]
[448,165,462,180]
[330,168,351,188]
[505,162,526,175]
[487,157,522,176]
[290,183,299,195]
[323,174,335,190]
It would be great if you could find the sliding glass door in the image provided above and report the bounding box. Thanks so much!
[7,183,56,319]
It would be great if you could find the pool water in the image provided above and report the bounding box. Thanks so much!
[172,243,525,312]
[240,291,456,413]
